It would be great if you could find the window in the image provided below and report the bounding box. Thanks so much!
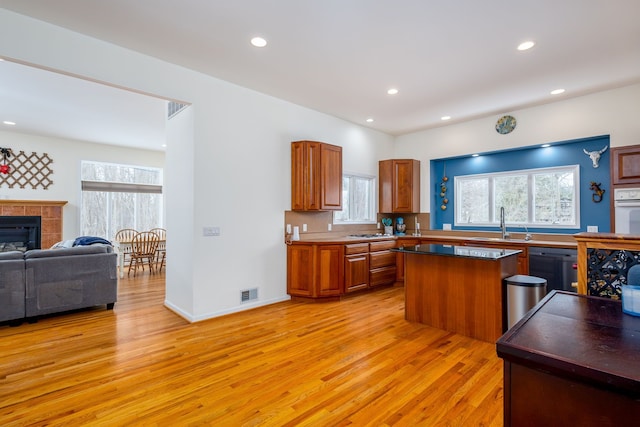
[455,165,579,228]
[81,161,163,240]
[333,173,376,224]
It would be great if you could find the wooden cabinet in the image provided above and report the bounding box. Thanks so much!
[291,140,342,211]
[288,239,400,300]
[287,243,344,299]
[369,240,397,287]
[379,159,420,213]
[344,244,369,293]
[612,144,640,186]
[395,238,420,283]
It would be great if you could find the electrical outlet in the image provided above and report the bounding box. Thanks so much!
[327,223,332,231]
[302,224,307,232]
[203,226,221,236]
[587,225,598,232]
[443,223,452,230]
[377,222,381,229]
[286,224,291,234]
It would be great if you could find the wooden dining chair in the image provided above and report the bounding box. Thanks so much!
[149,227,166,272]
[114,228,138,266]
[127,231,160,277]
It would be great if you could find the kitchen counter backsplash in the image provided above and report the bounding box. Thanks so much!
[284,210,429,240]
[284,210,577,247]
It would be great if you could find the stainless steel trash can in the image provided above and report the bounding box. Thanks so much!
[505,275,547,329]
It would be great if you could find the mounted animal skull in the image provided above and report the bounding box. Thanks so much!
[583,145,608,168]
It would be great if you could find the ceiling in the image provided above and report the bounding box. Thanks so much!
[1,0,639,151]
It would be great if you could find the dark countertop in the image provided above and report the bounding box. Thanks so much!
[497,290,640,395]
[391,243,521,260]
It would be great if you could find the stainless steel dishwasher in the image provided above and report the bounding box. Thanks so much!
[528,247,578,292]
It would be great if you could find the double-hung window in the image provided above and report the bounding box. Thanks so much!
[80,161,164,240]
[455,165,580,228]
[333,173,376,224]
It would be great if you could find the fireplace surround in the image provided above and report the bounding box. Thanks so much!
[0,200,67,249]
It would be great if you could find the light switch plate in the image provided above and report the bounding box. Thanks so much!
[203,226,221,236]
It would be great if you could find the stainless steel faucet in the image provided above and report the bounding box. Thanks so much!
[500,206,510,240]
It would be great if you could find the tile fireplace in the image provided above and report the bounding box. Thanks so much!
[0,200,67,249]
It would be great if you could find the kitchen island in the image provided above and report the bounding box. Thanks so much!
[393,244,520,342]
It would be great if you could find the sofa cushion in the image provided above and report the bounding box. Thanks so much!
[25,245,110,259]
[0,250,25,260]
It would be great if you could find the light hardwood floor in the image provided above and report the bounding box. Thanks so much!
[0,271,503,426]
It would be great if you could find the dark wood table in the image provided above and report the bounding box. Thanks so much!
[497,290,640,426]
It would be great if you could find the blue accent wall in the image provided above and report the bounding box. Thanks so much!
[430,135,610,233]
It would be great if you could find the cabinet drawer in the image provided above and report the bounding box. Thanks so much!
[345,243,369,255]
[369,250,396,268]
[370,267,397,287]
[369,240,396,251]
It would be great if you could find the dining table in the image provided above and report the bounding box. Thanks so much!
[114,237,165,278]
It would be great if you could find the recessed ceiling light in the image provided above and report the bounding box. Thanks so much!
[366,118,374,123]
[3,121,16,126]
[550,88,565,95]
[441,116,451,121]
[472,153,480,157]
[387,88,398,95]
[250,37,267,47]
[517,41,535,51]
[541,144,551,148]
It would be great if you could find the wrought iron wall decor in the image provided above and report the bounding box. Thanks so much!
[0,149,54,189]
[439,163,448,211]
[587,248,640,298]
[589,181,605,203]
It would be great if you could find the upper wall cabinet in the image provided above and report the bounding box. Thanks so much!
[291,140,342,211]
[379,159,420,213]
[612,144,640,186]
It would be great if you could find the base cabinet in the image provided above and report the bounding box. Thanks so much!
[369,240,397,287]
[287,243,344,298]
[344,243,369,293]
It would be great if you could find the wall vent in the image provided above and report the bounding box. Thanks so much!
[241,288,258,303]
[167,101,188,119]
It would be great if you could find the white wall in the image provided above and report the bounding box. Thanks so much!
[0,10,395,321]
[395,83,640,213]
[0,130,165,239]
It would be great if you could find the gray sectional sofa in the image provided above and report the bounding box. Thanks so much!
[0,245,117,324]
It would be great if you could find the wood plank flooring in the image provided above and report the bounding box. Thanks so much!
[0,272,503,426]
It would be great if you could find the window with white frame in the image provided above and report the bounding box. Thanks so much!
[455,165,580,228]
[80,161,164,240]
[333,173,376,224]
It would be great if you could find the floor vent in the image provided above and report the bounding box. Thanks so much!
[167,101,188,119]
[241,288,258,303]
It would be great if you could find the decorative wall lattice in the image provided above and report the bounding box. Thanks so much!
[0,150,54,190]
[587,248,640,298]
